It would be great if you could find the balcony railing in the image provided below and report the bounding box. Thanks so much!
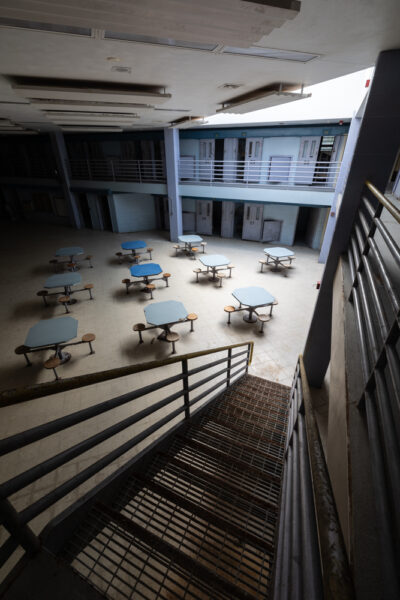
[68,159,166,183]
[179,158,342,189]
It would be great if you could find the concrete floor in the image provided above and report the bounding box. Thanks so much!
[0,221,325,579]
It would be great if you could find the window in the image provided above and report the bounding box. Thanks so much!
[268,155,292,183]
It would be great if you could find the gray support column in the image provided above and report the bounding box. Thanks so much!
[303,49,400,386]
[319,111,363,263]
[164,128,182,241]
[86,192,102,230]
[50,132,81,229]
[107,190,119,232]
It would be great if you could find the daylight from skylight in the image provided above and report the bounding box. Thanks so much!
[205,67,374,125]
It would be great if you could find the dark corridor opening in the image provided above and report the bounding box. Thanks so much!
[212,201,222,234]
[294,206,311,244]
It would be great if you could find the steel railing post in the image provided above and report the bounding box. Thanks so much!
[182,359,190,419]
[0,497,40,557]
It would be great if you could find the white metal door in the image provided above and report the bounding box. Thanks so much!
[196,200,213,235]
[223,138,238,182]
[295,136,321,185]
[221,201,235,238]
[242,203,263,241]
[244,138,263,182]
[199,139,215,181]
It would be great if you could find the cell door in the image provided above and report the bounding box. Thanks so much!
[223,138,238,182]
[242,202,263,241]
[295,136,321,185]
[196,200,213,235]
[244,138,263,182]
[199,139,215,181]
[221,201,235,238]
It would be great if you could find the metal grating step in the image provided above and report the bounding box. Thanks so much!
[63,374,290,599]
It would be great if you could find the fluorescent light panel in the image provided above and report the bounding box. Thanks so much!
[222,46,319,62]
[104,30,218,51]
[218,90,311,114]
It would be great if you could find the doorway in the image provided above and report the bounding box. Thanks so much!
[234,203,244,238]
[99,195,113,231]
[294,207,311,244]
[78,193,92,228]
[213,201,222,234]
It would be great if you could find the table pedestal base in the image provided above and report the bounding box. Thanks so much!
[57,351,71,364]
[243,312,257,323]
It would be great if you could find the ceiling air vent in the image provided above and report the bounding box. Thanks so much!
[222,46,319,63]
[111,66,132,74]
[0,17,91,36]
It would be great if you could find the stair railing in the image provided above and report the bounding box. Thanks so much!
[0,341,253,574]
[273,356,354,600]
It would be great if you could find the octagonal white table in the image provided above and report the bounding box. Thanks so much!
[232,286,275,323]
[199,254,230,280]
[264,247,295,270]
[145,300,188,340]
[25,316,78,362]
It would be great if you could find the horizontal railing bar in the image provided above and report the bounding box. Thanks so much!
[366,180,400,224]
[363,196,400,267]
[187,357,246,394]
[358,211,400,315]
[189,364,246,408]
[0,388,185,499]
[0,536,19,569]
[0,341,253,405]
[19,404,186,524]
[0,372,184,457]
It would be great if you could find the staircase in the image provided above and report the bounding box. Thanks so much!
[61,374,290,600]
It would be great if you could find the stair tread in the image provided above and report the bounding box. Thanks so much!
[63,374,289,600]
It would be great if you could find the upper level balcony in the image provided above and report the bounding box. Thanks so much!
[179,158,341,190]
[67,157,341,192]
[68,159,166,184]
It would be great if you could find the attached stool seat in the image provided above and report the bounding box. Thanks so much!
[187,313,198,332]
[15,345,32,366]
[166,332,180,354]
[122,278,131,294]
[37,290,49,306]
[86,255,94,268]
[144,283,155,299]
[84,283,94,299]
[163,273,171,287]
[200,242,207,253]
[58,295,71,313]
[82,333,96,354]
[224,305,236,325]
[216,272,226,287]
[191,247,199,259]
[227,264,235,278]
[259,258,267,272]
[258,314,271,333]
[193,268,202,282]
[133,323,146,343]
[44,356,61,381]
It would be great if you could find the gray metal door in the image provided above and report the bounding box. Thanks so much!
[221,201,235,238]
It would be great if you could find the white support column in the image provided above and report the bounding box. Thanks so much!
[164,128,182,241]
[319,111,363,263]
[50,132,81,229]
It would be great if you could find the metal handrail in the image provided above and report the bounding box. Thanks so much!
[0,341,253,572]
[0,340,253,405]
[366,179,400,223]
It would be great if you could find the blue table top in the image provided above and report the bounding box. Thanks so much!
[121,241,146,250]
[200,254,230,268]
[145,300,188,327]
[25,317,78,348]
[55,247,84,257]
[178,235,203,243]
[232,286,275,307]
[130,263,162,278]
[44,273,82,289]
[264,247,294,258]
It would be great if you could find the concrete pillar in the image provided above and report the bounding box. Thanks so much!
[50,132,81,229]
[303,49,400,386]
[164,128,182,241]
[319,111,363,263]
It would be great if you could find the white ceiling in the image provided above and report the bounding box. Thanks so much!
[0,0,398,133]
